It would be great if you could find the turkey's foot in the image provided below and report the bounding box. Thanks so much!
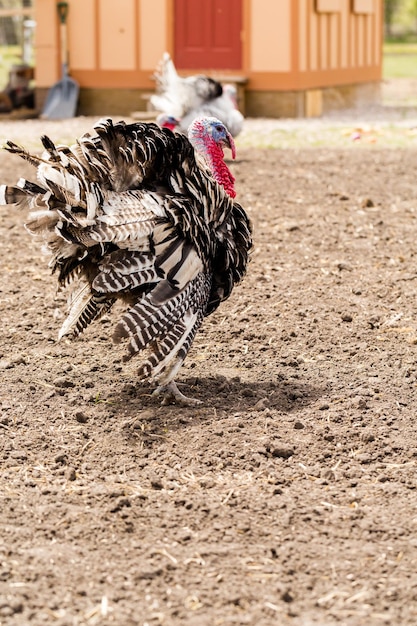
[152,381,202,406]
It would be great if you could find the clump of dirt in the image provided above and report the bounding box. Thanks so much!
[1,134,417,625]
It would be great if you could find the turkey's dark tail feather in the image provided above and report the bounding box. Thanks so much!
[114,275,206,353]
[93,251,159,294]
[113,273,210,382]
[91,118,189,192]
[58,280,116,340]
[0,181,47,210]
[3,140,45,168]
[137,307,204,384]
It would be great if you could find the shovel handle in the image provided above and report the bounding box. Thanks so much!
[57,2,69,24]
[57,2,69,69]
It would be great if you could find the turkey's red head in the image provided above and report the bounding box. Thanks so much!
[156,113,180,132]
[188,117,236,198]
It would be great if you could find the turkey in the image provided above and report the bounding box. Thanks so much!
[0,117,252,405]
[151,52,244,137]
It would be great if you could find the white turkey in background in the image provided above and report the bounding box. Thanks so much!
[151,52,244,137]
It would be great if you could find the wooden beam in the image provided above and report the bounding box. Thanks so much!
[0,8,32,17]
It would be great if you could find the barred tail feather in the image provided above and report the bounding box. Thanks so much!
[113,288,188,356]
[113,274,208,357]
[0,181,49,210]
[3,140,46,168]
[112,273,210,381]
[92,266,159,294]
[58,280,115,340]
[137,307,204,384]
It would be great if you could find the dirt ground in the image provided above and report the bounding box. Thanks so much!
[1,113,417,626]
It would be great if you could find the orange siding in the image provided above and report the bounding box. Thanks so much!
[140,0,167,69]
[298,0,307,72]
[353,0,375,12]
[250,0,291,72]
[68,0,95,70]
[98,0,137,70]
[309,5,318,71]
[340,2,348,68]
[34,0,382,93]
[297,0,380,80]
[374,0,381,64]
[329,13,338,69]
[34,0,60,87]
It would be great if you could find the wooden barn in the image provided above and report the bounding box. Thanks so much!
[32,0,383,118]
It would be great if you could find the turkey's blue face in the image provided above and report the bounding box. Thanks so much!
[206,119,236,159]
[210,121,228,142]
[188,116,236,160]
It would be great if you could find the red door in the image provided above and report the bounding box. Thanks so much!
[174,0,242,70]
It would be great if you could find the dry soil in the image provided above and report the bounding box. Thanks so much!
[0,114,417,626]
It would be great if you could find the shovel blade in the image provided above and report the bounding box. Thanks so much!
[41,76,79,119]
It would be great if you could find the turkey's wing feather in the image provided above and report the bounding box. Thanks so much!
[207,202,252,315]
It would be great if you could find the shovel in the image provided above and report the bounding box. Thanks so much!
[41,1,79,119]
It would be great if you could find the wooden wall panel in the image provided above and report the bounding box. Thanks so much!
[297,0,380,81]
[316,0,341,11]
[340,0,348,68]
[69,0,95,70]
[250,0,291,71]
[329,13,338,68]
[319,13,327,69]
[98,0,136,70]
[299,0,307,71]
[34,0,382,94]
[309,2,318,71]
[358,14,364,66]
[353,0,374,13]
[139,0,166,70]
[350,10,356,67]
[34,0,60,86]
[374,0,381,65]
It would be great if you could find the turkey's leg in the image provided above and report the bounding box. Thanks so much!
[152,380,202,406]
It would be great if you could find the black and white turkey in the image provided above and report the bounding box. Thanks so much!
[151,52,244,137]
[0,117,252,405]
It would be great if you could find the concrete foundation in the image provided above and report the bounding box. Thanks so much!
[36,81,381,120]
[245,81,381,118]
[36,87,151,118]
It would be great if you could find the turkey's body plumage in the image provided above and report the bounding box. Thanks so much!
[151,53,244,137]
[0,118,252,404]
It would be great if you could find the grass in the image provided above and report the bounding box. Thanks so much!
[383,42,417,54]
[383,54,417,78]
[383,41,417,79]
[385,33,417,44]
